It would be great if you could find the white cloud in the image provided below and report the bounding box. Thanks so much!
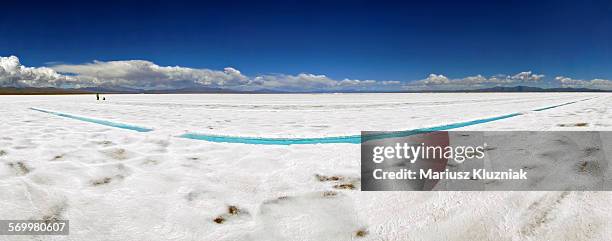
[51,60,249,89]
[249,73,389,91]
[511,71,544,82]
[0,55,77,87]
[422,74,450,85]
[409,71,546,90]
[252,73,337,89]
[555,76,612,89]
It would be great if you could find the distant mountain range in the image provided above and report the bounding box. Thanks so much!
[0,85,609,95]
[451,86,610,93]
[0,87,93,95]
[318,86,611,93]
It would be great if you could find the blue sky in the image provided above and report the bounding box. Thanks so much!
[1,0,611,90]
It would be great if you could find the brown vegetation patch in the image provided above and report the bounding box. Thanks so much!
[8,162,30,175]
[228,205,240,215]
[355,229,368,237]
[91,177,112,186]
[213,205,246,224]
[213,216,225,224]
[577,160,601,174]
[333,183,355,190]
[315,174,343,182]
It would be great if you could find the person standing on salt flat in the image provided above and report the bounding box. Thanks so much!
[96,93,100,100]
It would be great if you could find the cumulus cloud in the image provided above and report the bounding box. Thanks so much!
[252,73,338,89]
[555,76,612,89]
[51,60,249,89]
[511,71,545,82]
[421,74,450,85]
[0,55,78,87]
[249,73,393,91]
[409,71,546,90]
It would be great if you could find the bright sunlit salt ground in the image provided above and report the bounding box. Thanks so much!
[1,93,611,241]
